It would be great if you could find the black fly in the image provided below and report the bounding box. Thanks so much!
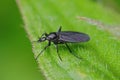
[35,26,90,60]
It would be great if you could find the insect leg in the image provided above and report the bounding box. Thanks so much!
[41,32,48,37]
[57,26,62,32]
[54,44,62,61]
[65,43,82,59]
[35,41,51,60]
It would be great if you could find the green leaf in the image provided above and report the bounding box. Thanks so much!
[17,0,120,80]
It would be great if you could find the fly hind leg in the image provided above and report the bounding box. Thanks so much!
[65,43,82,59]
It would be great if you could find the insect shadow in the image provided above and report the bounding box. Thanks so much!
[33,26,90,61]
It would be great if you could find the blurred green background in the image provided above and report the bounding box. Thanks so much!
[0,0,44,80]
[0,0,120,80]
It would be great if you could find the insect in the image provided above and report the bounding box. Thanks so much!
[35,26,90,60]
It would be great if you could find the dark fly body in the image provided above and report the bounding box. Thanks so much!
[35,26,90,60]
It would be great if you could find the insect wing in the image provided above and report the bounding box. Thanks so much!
[59,31,90,42]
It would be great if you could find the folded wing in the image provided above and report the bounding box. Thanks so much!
[59,31,90,43]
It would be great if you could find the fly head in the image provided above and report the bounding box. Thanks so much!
[38,36,46,42]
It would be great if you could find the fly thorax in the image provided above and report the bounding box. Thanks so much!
[46,33,57,41]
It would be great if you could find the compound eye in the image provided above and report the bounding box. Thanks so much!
[41,37,46,41]
[38,37,46,42]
